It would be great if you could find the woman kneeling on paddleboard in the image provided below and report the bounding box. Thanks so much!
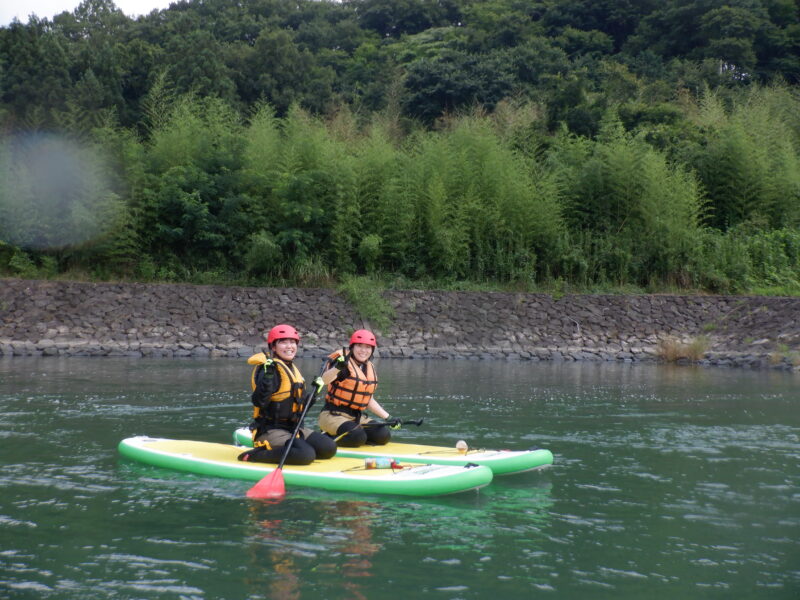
[238,324,337,465]
[317,329,398,447]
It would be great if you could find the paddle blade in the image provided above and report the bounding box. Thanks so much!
[247,468,285,499]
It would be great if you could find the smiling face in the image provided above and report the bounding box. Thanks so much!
[351,343,373,363]
[272,338,298,362]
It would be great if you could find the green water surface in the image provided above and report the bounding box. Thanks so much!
[1,357,798,599]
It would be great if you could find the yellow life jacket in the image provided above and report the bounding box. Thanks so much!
[325,349,378,412]
[247,353,305,425]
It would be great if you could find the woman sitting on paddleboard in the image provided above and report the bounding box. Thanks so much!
[238,324,337,465]
[317,329,397,447]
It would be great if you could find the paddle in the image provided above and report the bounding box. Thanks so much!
[334,417,424,442]
[246,375,325,500]
[375,417,424,428]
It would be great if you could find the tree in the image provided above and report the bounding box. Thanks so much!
[234,29,334,114]
[164,30,237,102]
[625,0,784,81]
[460,0,543,50]
[541,0,660,51]
[353,0,461,38]
[140,96,250,269]
[0,19,72,125]
[403,49,516,123]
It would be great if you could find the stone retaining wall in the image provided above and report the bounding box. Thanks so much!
[1,279,799,370]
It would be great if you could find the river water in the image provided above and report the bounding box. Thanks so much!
[1,357,798,599]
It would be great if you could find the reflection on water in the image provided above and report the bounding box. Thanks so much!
[0,357,798,599]
[246,498,383,600]
[239,478,555,600]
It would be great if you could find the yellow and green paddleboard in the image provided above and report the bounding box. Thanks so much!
[118,436,493,497]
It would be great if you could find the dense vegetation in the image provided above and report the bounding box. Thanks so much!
[1,0,800,295]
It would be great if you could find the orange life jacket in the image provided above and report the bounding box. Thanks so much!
[324,349,378,412]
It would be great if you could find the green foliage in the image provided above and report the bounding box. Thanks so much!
[164,29,236,102]
[549,117,703,287]
[0,20,72,126]
[140,70,176,137]
[235,29,335,114]
[358,234,382,274]
[4,248,58,278]
[689,87,800,230]
[687,228,753,293]
[338,274,395,332]
[740,226,800,292]
[1,0,798,131]
[147,95,243,174]
[626,0,778,78]
[373,116,564,282]
[244,231,282,276]
[683,224,800,294]
[7,249,38,277]
[356,0,460,39]
[138,96,255,271]
[402,49,516,124]
[288,255,333,287]
[2,1,800,296]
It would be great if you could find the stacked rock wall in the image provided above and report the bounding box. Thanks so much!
[1,279,799,369]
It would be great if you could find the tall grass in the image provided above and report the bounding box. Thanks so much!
[548,116,704,287]
[4,84,800,297]
[689,86,800,230]
[371,116,564,282]
[337,275,395,332]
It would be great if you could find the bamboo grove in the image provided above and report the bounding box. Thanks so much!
[1,0,800,294]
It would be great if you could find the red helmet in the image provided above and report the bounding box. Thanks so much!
[266,324,300,345]
[349,329,377,347]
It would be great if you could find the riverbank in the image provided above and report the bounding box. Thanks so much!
[1,278,798,370]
